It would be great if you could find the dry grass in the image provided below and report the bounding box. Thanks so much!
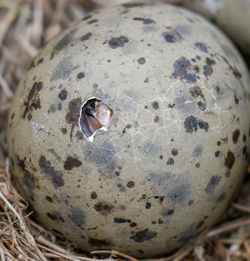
[0,0,250,260]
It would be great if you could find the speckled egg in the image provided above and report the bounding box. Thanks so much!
[7,2,250,258]
[180,0,250,55]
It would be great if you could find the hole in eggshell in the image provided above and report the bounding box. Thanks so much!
[79,97,113,142]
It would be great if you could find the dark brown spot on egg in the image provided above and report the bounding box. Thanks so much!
[206,57,216,66]
[27,113,32,120]
[184,116,198,133]
[203,58,216,78]
[193,65,200,73]
[233,69,242,79]
[154,116,159,123]
[50,58,75,81]
[10,113,15,120]
[88,19,98,24]
[203,64,213,77]
[94,202,114,215]
[23,81,43,119]
[184,116,209,133]
[37,58,44,65]
[49,104,56,113]
[162,30,182,43]
[61,128,67,134]
[133,17,155,24]
[39,156,64,188]
[77,72,85,79]
[232,129,240,144]
[127,181,135,188]
[234,94,239,104]
[197,101,206,111]
[168,184,190,203]
[224,151,235,169]
[80,32,92,41]
[188,200,194,205]
[194,42,208,53]
[75,131,84,140]
[114,217,131,223]
[17,157,35,198]
[88,238,111,247]
[225,169,231,178]
[152,101,159,110]
[57,103,62,110]
[167,158,174,165]
[117,183,126,192]
[82,15,92,21]
[47,211,64,221]
[108,36,129,49]
[63,156,82,170]
[131,229,157,242]
[190,86,205,102]
[173,57,198,83]
[215,151,220,157]
[171,148,178,156]
[46,195,53,202]
[193,145,203,157]
[216,192,226,203]
[205,176,221,193]
[50,28,77,59]
[58,89,67,100]
[66,98,82,124]
[91,192,97,199]
[162,208,174,216]
[69,207,85,226]
[137,57,146,64]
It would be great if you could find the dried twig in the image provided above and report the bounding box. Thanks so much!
[0,190,47,261]
[233,203,250,214]
[207,217,250,238]
[0,75,13,98]
[1,1,250,261]
[91,250,139,261]
[37,243,99,261]
[0,2,17,45]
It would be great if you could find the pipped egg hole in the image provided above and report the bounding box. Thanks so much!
[78,97,113,142]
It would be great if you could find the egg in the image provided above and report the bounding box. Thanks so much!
[180,0,250,55]
[7,2,250,258]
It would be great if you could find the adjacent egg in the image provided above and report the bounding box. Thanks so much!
[180,0,250,55]
[7,3,250,258]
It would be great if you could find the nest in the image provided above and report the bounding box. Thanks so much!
[0,0,250,260]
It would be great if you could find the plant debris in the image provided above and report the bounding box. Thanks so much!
[0,0,250,260]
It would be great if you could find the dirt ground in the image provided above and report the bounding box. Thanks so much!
[0,0,250,260]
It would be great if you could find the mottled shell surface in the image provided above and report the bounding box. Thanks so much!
[7,3,250,258]
[181,0,250,55]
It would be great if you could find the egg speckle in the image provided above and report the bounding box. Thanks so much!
[8,3,250,258]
